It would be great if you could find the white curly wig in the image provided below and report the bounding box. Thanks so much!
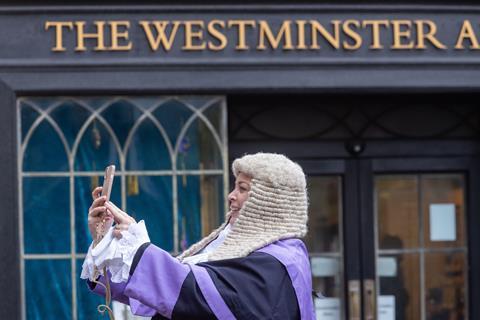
[178,152,308,262]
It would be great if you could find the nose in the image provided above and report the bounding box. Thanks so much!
[228,190,236,201]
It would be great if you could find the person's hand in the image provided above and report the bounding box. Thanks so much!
[105,201,136,239]
[88,186,113,240]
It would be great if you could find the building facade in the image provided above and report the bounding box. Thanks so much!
[0,1,479,319]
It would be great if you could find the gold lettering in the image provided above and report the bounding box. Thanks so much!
[296,20,308,50]
[207,20,227,51]
[415,20,446,49]
[257,20,294,50]
[45,21,73,52]
[310,20,341,49]
[183,21,206,50]
[391,20,414,49]
[228,20,256,50]
[139,21,181,51]
[74,21,107,52]
[109,21,132,51]
[455,20,480,49]
[343,20,362,50]
[362,20,389,49]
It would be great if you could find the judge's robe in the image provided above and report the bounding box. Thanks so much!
[89,238,315,320]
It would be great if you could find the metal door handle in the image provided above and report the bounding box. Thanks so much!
[363,279,376,320]
[348,280,361,320]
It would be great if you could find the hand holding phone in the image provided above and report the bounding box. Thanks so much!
[94,165,115,245]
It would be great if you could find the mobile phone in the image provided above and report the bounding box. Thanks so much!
[95,165,115,243]
[101,165,115,202]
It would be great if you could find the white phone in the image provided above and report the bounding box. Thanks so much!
[95,165,115,243]
[101,165,115,202]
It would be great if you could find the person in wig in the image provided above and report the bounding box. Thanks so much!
[82,152,315,320]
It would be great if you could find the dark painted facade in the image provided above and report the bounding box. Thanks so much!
[1,2,480,319]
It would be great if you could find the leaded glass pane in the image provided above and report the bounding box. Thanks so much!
[50,100,91,149]
[178,175,224,251]
[177,118,223,170]
[76,259,104,320]
[24,177,70,254]
[126,175,174,252]
[74,120,120,171]
[152,99,193,146]
[26,259,71,319]
[101,99,143,148]
[20,104,40,143]
[126,118,172,170]
[23,120,69,172]
[203,100,223,141]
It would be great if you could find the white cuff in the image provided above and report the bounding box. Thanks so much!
[80,220,150,283]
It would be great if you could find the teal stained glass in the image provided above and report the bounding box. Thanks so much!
[75,176,122,253]
[76,259,105,320]
[203,100,223,140]
[153,99,193,146]
[127,176,173,251]
[23,120,69,172]
[178,118,223,170]
[74,120,120,171]
[50,100,91,149]
[126,118,172,170]
[178,175,225,250]
[20,96,226,318]
[20,104,40,143]
[26,259,71,319]
[101,99,143,148]
[23,177,70,254]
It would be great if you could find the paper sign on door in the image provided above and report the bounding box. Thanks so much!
[315,298,340,320]
[378,295,395,320]
[429,203,456,241]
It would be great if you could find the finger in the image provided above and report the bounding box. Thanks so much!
[113,229,123,239]
[106,202,135,224]
[106,205,126,225]
[92,186,103,200]
[89,196,106,211]
[114,223,129,231]
[107,201,130,220]
[88,216,103,225]
[113,224,129,239]
[88,206,106,218]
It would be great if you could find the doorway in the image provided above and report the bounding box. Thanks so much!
[301,157,479,320]
[228,93,480,319]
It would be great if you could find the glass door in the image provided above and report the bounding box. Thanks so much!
[306,175,344,319]
[301,159,363,320]
[303,157,479,320]
[375,174,468,320]
[367,157,480,320]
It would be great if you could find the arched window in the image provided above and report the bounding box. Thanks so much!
[18,96,228,320]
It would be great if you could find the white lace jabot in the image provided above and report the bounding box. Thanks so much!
[80,220,150,283]
[182,223,232,265]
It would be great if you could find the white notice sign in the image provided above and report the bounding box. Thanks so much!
[315,298,340,320]
[429,203,456,241]
[377,257,397,277]
[378,295,395,320]
[310,257,339,277]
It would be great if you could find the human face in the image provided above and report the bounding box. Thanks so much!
[227,172,252,224]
